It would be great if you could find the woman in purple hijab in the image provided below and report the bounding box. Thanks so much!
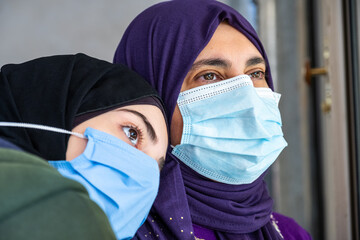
[114,0,311,239]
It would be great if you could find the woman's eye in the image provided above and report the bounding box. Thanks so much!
[122,126,139,145]
[248,71,266,81]
[198,72,221,81]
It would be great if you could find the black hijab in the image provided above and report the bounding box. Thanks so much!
[0,53,161,160]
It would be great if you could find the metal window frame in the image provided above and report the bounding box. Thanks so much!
[344,0,360,239]
[315,0,353,239]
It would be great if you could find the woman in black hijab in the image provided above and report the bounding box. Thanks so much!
[0,53,168,240]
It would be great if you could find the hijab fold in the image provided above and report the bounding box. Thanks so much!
[0,53,161,160]
[181,162,273,234]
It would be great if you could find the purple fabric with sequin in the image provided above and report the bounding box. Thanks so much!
[114,0,311,239]
[272,212,312,240]
[193,224,217,240]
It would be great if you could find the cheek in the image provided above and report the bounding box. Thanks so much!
[170,105,183,146]
[66,135,88,161]
[253,80,270,88]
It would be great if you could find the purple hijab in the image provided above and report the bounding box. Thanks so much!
[114,0,281,239]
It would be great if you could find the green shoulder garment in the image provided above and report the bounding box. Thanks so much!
[0,148,116,240]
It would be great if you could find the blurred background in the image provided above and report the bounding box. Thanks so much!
[1,0,359,239]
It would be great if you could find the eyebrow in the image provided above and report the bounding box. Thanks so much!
[117,109,158,143]
[245,57,265,68]
[190,58,231,71]
[190,56,265,71]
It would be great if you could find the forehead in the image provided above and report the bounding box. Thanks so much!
[196,23,262,60]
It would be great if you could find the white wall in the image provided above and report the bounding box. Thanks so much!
[0,0,234,66]
[0,0,165,66]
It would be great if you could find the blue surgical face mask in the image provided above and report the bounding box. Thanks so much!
[0,122,160,240]
[172,75,287,185]
[49,127,159,240]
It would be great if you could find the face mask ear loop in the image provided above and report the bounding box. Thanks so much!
[0,122,87,139]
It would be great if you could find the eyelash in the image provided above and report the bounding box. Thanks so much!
[195,72,224,83]
[121,124,144,148]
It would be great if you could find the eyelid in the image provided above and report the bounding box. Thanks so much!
[246,64,265,71]
[246,67,265,75]
[245,63,266,73]
[247,70,265,75]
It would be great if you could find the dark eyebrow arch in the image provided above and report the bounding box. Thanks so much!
[245,57,265,68]
[117,109,158,143]
[190,58,232,71]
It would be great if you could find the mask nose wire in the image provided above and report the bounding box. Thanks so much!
[0,122,86,139]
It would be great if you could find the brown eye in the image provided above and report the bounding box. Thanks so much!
[197,72,222,82]
[249,71,265,81]
[122,126,139,145]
